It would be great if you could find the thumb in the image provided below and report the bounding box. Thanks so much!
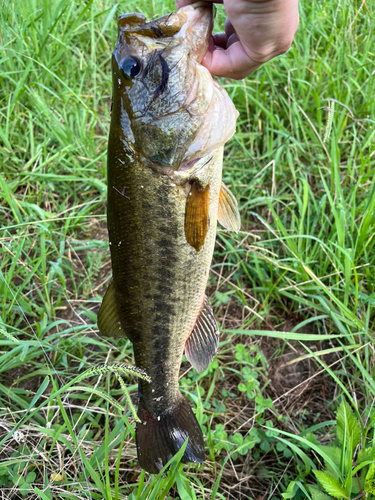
[202,41,261,80]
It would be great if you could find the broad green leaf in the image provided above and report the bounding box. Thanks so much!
[230,433,243,445]
[365,462,375,482]
[336,399,361,450]
[318,447,341,478]
[365,463,375,495]
[357,447,372,464]
[309,485,333,500]
[13,475,24,486]
[344,470,352,497]
[25,471,36,483]
[19,482,31,497]
[313,471,349,499]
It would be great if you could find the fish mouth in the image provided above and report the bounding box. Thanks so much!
[117,2,213,64]
[181,1,213,63]
[178,154,213,174]
[179,158,202,172]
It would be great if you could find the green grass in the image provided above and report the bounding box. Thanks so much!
[1,0,375,498]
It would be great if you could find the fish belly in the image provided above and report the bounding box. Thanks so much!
[107,155,221,402]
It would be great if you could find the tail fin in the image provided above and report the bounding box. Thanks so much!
[136,394,204,474]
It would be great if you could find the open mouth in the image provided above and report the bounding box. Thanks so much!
[178,153,213,173]
[178,158,201,172]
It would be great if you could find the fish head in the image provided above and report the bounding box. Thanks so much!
[112,2,238,169]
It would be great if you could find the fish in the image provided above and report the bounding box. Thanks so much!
[97,1,240,474]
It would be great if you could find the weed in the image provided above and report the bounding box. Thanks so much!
[280,398,375,499]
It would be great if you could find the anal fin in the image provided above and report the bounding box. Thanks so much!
[97,281,126,339]
[218,182,241,233]
[185,296,219,373]
[185,182,210,252]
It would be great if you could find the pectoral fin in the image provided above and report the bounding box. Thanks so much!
[218,182,241,233]
[185,182,210,252]
[97,281,126,339]
[185,296,219,373]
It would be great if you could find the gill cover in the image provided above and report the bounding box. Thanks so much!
[111,4,238,169]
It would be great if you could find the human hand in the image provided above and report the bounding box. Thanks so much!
[176,0,299,79]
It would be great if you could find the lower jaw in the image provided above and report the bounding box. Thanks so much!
[178,157,201,172]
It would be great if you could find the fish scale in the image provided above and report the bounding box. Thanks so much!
[98,2,241,474]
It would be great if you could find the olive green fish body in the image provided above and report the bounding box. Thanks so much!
[98,3,240,473]
[107,141,223,409]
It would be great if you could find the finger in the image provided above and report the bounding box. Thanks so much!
[212,33,228,49]
[202,41,261,80]
[176,0,223,8]
[227,33,239,48]
[224,18,235,38]
[176,0,192,8]
[212,32,239,49]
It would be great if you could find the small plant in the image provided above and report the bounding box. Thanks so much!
[0,465,11,489]
[281,398,375,499]
[214,290,232,308]
[213,424,260,458]
[0,445,38,497]
[235,343,273,418]
[11,471,37,497]
[309,399,375,500]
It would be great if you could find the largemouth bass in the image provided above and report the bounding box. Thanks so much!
[98,1,240,474]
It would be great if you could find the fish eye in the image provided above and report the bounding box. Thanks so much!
[120,56,142,81]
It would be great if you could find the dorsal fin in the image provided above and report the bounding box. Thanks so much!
[218,182,241,233]
[185,296,219,373]
[97,281,126,339]
[185,182,210,252]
